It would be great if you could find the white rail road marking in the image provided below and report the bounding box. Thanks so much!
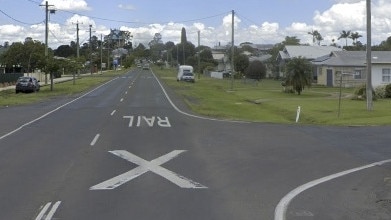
[123,116,171,127]
[90,150,207,190]
[35,201,61,220]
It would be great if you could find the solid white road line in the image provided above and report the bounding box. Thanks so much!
[0,78,118,140]
[150,70,247,123]
[274,158,391,220]
[45,201,61,220]
[90,134,100,146]
[35,202,51,220]
[90,150,207,190]
[35,201,61,220]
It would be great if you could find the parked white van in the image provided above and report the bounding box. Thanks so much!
[177,65,195,83]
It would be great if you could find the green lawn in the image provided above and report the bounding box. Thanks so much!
[0,70,127,106]
[155,67,391,126]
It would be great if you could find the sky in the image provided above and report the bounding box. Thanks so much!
[0,0,391,50]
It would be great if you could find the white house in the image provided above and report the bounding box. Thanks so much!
[312,51,391,88]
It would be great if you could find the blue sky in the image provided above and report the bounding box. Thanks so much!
[1,0,391,49]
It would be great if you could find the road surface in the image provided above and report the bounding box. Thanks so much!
[0,68,390,220]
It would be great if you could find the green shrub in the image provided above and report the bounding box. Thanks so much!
[385,84,391,98]
[375,85,386,99]
[353,84,376,100]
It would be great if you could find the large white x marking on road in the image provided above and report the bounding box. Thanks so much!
[90,150,207,190]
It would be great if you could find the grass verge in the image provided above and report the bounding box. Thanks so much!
[0,70,127,107]
[154,67,391,126]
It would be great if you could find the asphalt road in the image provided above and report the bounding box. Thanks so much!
[0,68,390,220]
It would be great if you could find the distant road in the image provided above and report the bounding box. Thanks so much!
[0,68,390,220]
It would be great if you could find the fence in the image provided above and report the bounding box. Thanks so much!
[0,73,23,84]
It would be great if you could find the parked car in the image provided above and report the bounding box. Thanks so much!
[15,76,40,93]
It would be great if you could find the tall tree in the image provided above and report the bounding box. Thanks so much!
[285,57,312,95]
[181,27,187,44]
[349,32,362,45]
[308,30,323,45]
[245,60,266,80]
[282,36,301,45]
[338,30,351,47]
[234,53,250,75]
[1,40,46,72]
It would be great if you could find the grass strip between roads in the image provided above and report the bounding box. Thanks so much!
[154,67,391,126]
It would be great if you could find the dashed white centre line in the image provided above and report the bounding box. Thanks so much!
[120,98,124,102]
[111,110,116,116]
[90,134,100,146]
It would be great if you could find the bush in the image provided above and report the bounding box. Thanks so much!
[353,84,376,100]
[374,85,386,99]
[385,84,391,98]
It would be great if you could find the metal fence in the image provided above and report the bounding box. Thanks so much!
[0,73,24,83]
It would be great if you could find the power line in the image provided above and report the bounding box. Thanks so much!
[0,9,44,26]
[54,8,230,26]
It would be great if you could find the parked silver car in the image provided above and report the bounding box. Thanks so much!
[15,76,40,93]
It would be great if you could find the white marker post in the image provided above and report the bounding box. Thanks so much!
[295,106,301,123]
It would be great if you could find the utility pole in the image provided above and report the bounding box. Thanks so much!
[100,34,103,74]
[40,1,54,90]
[366,0,373,111]
[89,25,93,74]
[197,30,201,79]
[230,10,235,90]
[73,21,81,83]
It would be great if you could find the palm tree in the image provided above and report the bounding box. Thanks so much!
[308,30,323,45]
[285,57,312,95]
[349,32,363,45]
[338,30,351,47]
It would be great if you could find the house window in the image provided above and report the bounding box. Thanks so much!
[382,68,391,83]
[354,70,362,79]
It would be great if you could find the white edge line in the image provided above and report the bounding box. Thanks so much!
[44,201,61,220]
[90,134,100,146]
[274,158,391,220]
[0,78,118,141]
[150,70,247,123]
[35,202,51,220]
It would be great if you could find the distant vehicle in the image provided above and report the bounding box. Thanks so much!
[177,65,195,83]
[142,64,149,70]
[15,76,40,93]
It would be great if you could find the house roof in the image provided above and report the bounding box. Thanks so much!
[312,51,391,66]
[281,45,342,60]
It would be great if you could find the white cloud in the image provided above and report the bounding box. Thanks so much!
[41,0,90,11]
[312,0,391,45]
[3,0,391,49]
[118,4,136,10]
